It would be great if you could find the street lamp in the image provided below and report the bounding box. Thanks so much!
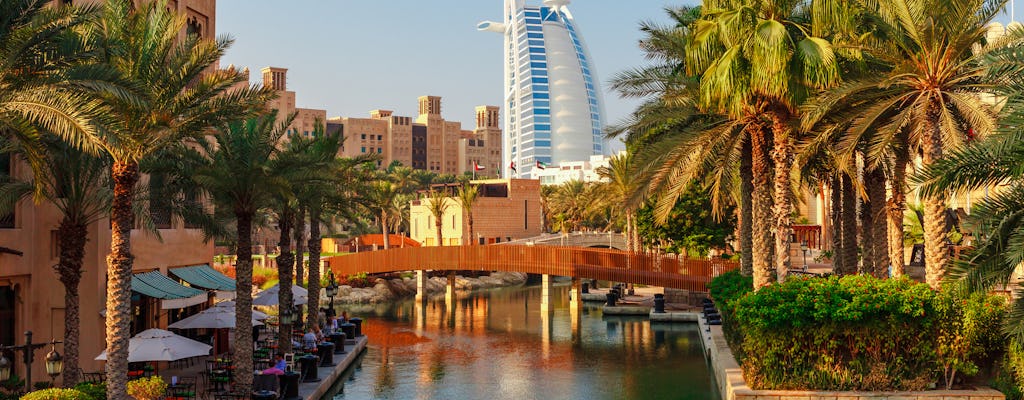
[800,241,809,271]
[44,340,62,383]
[325,272,339,315]
[0,331,62,393]
[279,307,293,326]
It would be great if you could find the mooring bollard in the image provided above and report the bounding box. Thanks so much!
[581,282,589,294]
[605,292,617,307]
[350,317,363,337]
[653,293,666,313]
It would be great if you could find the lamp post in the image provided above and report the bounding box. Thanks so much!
[279,307,293,351]
[0,332,63,393]
[325,272,339,316]
[800,241,809,271]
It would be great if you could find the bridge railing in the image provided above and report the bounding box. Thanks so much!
[325,245,739,292]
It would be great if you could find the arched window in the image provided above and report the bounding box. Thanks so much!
[187,16,202,38]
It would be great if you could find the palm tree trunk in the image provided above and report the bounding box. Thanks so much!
[294,207,306,288]
[860,165,874,275]
[841,174,858,275]
[57,218,87,387]
[888,149,909,277]
[867,167,890,278]
[106,161,139,400]
[306,207,322,330]
[276,209,294,354]
[740,137,754,276]
[232,212,255,393]
[466,209,474,246]
[771,114,794,282]
[922,115,948,289]
[830,175,843,274]
[381,210,390,250]
[750,125,774,288]
[435,218,443,247]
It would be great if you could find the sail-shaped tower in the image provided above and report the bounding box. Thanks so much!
[479,0,606,178]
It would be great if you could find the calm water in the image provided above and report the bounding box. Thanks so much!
[325,283,719,400]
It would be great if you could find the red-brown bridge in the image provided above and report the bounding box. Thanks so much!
[324,245,738,292]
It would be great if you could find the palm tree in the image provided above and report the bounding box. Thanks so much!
[365,175,400,249]
[800,0,1016,287]
[456,183,480,245]
[190,111,287,392]
[0,0,115,180]
[596,153,639,251]
[89,1,273,392]
[687,0,842,282]
[0,138,111,386]
[425,189,452,246]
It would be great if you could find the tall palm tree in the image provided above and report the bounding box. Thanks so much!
[365,175,400,249]
[596,152,639,251]
[456,183,480,245]
[190,111,287,392]
[89,2,273,395]
[687,0,842,282]
[425,189,451,246]
[0,139,111,386]
[800,0,1017,287]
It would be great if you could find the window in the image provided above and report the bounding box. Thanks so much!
[361,147,366,153]
[377,148,382,154]
[361,134,366,139]
[378,135,383,141]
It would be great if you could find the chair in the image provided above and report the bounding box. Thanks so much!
[82,371,106,383]
[283,353,295,373]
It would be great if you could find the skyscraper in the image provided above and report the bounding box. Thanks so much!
[479,0,606,178]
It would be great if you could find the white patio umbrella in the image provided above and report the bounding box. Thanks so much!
[213,301,270,320]
[168,304,264,329]
[95,329,212,362]
[253,284,308,306]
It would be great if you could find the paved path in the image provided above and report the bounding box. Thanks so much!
[297,336,367,400]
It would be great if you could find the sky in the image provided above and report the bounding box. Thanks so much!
[216,1,697,145]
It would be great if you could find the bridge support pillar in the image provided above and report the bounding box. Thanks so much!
[415,270,426,303]
[570,277,582,343]
[445,272,456,313]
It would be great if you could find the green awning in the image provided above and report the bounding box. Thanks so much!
[132,271,208,309]
[169,264,236,292]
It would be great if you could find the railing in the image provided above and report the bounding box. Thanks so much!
[793,225,822,249]
[324,245,739,292]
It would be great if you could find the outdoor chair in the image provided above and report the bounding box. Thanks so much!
[81,371,106,383]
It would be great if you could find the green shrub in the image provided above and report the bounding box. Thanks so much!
[71,382,104,400]
[733,275,939,391]
[19,388,93,400]
[708,270,753,360]
[934,289,1007,389]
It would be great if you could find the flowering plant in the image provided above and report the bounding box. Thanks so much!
[126,376,167,400]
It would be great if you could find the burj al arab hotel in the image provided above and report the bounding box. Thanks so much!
[479,0,607,179]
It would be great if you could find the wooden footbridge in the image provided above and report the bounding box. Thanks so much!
[324,245,738,292]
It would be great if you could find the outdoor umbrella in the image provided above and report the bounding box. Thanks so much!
[213,300,270,320]
[168,304,265,329]
[253,284,308,306]
[95,328,212,362]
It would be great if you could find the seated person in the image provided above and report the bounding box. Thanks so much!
[273,353,287,371]
[328,316,339,332]
[302,329,318,352]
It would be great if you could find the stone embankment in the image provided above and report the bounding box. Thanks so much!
[331,272,528,304]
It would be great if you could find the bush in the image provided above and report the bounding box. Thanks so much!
[125,377,166,400]
[707,270,754,360]
[338,272,373,288]
[71,382,104,400]
[19,389,93,400]
[733,275,938,391]
[934,290,1007,389]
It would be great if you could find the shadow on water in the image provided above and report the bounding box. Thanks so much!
[329,284,720,400]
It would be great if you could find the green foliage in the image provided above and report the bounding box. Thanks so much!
[934,290,1008,389]
[707,270,753,361]
[71,382,105,400]
[0,374,23,392]
[734,275,938,390]
[635,181,735,256]
[339,272,373,288]
[19,389,93,400]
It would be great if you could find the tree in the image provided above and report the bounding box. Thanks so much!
[88,2,273,396]
[634,181,736,257]
[0,139,111,387]
[687,0,842,282]
[425,189,451,246]
[595,152,639,251]
[189,111,287,392]
[800,0,1016,287]
[456,183,480,245]
[364,172,401,249]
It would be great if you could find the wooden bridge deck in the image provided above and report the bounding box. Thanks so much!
[324,245,739,292]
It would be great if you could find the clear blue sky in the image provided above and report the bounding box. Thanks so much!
[216,1,697,140]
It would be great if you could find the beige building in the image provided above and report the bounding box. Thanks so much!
[0,0,218,384]
[260,67,327,139]
[409,179,543,246]
[328,96,502,174]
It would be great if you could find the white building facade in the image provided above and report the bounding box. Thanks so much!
[479,0,606,179]
[533,153,616,186]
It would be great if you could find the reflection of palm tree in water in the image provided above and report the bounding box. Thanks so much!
[373,346,394,396]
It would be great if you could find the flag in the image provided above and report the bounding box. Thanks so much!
[509,161,517,173]
[535,160,547,170]
[474,161,486,171]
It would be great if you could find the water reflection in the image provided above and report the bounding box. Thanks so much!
[330,284,718,400]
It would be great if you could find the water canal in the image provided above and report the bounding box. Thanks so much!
[324,282,719,399]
